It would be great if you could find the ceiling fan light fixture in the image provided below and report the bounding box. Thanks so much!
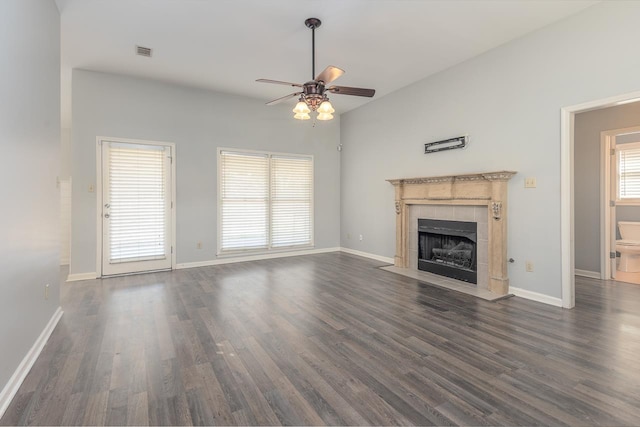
[293,101,311,114]
[257,17,375,122]
[317,100,335,114]
[294,112,311,120]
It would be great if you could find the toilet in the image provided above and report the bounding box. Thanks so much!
[616,221,640,272]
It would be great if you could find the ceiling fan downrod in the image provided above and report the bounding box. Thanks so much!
[305,18,321,81]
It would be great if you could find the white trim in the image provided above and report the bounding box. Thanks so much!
[339,247,395,264]
[170,145,177,270]
[96,137,177,277]
[614,200,640,206]
[0,307,63,419]
[217,148,221,256]
[66,272,98,282]
[617,140,640,150]
[561,89,640,309]
[216,244,314,258]
[601,130,613,280]
[560,107,575,308]
[510,287,563,307]
[95,141,101,278]
[575,269,601,279]
[176,247,340,269]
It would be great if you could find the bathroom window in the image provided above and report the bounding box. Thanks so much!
[617,141,640,205]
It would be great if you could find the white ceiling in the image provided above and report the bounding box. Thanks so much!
[57,0,598,128]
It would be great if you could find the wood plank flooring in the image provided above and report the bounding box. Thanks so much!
[2,252,640,425]
[612,269,640,285]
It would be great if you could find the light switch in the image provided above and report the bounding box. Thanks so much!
[88,184,95,193]
[524,177,537,188]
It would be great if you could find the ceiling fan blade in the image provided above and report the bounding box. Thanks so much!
[266,92,302,106]
[327,85,375,97]
[256,79,303,88]
[314,66,345,85]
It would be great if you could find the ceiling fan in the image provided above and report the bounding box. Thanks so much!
[257,17,376,121]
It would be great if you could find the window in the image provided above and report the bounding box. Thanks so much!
[617,141,640,204]
[218,149,313,252]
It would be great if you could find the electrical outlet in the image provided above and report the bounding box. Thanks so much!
[524,177,537,188]
[197,241,202,249]
[347,233,351,240]
[525,261,534,272]
[359,234,363,241]
[44,283,49,300]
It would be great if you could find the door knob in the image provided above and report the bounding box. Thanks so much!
[104,213,110,218]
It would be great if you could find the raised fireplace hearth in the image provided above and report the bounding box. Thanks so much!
[418,219,477,284]
[388,171,516,296]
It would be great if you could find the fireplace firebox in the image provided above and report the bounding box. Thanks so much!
[418,219,477,284]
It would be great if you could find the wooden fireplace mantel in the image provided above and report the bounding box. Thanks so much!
[387,171,516,295]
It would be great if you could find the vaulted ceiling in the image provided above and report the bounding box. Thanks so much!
[56,0,597,127]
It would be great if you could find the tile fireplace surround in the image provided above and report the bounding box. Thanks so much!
[387,171,516,296]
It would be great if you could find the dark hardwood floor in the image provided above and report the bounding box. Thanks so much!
[2,252,640,426]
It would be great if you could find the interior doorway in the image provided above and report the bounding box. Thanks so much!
[563,92,640,308]
[97,137,176,276]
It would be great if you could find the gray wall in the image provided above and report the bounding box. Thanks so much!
[70,70,341,275]
[340,1,640,299]
[574,103,640,272]
[60,128,72,179]
[0,0,60,393]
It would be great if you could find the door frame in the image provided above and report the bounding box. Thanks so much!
[561,91,640,308]
[600,126,640,280]
[96,136,176,277]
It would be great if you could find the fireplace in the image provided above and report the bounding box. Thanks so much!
[418,219,477,284]
[388,171,516,295]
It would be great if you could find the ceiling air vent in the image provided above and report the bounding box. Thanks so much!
[135,45,152,57]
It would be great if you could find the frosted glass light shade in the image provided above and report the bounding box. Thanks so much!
[294,112,311,120]
[317,100,335,114]
[292,101,310,114]
[317,112,333,121]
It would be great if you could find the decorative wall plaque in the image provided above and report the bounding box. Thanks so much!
[424,135,468,154]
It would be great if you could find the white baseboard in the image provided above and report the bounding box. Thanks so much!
[575,269,601,279]
[0,307,63,419]
[66,272,97,282]
[509,287,563,307]
[339,247,395,264]
[176,247,341,270]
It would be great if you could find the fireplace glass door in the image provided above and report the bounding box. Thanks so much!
[418,219,477,284]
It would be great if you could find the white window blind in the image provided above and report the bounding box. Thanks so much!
[219,149,313,252]
[618,142,640,201]
[220,151,269,250]
[108,144,167,263]
[271,155,313,248]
